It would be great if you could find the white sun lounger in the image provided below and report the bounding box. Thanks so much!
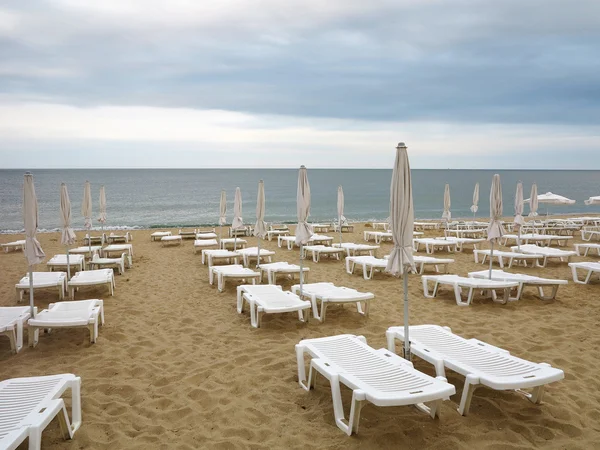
[569,262,600,284]
[302,245,344,262]
[468,269,568,301]
[292,282,374,322]
[295,334,455,435]
[413,238,459,254]
[83,234,106,245]
[444,228,488,239]
[161,235,182,246]
[151,231,171,241]
[414,221,441,231]
[67,269,114,299]
[89,251,126,274]
[511,245,577,267]
[363,230,393,244]
[574,243,600,257]
[438,237,485,252]
[1,239,26,253]
[47,254,86,273]
[0,373,82,450]
[16,272,67,302]
[196,232,217,240]
[236,247,276,267]
[28,299,105,346]
[258,262,309,284]
[331,222,354,233]
[345,256,388,279]
[422,275,519,306]
[412,255,454,274]
[237,284,310,327]
[310,224,330,233]
[501,234,572,247]
[386,325,564,415]
[178,229,197,239]
[473,249,542,268]
[209,264,261,292]
[201,249,241,267]
[70,245,103,258]
[277,235,298,250]
[370,221,389,230]
[220,238,247,250]
[193,239,219,253]
[106,231,132,244]
[309,234,334,245]
[580,229,600,242]
[102,244,133,267]
[266,229,290,241]
[0,306,35,353]
[332,243,379,257]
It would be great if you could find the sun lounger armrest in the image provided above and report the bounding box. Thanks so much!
[467,338,510,355]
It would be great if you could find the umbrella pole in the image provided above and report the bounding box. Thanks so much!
[234,234,237,251]
[256,236,261,268]
[517,226,521,251]
[489,242,494,279]
[402,270,410,361]
[29,266,35,318]
[66,247,71,278]
[338,216,343,246]
[299,244,304,296]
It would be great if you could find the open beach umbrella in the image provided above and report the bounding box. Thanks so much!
[514,182,525,251]
[219,190,227,241]
[385,143,415,360]
[98,185,107,233]
[528,184,538,217]
[254,180,267,267]
[487,174,505,279]
[24,172,45,317]
[442,184,451,224]
[337,185,345,245]
[60,183,77,278]
[232,187,243,250]
[585,196,600,205]
[470,183,479,217]
[82,181,92,254]
[296,166,313,296]
[525,191,575,215]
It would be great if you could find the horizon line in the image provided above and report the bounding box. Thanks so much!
[2,167,600,171]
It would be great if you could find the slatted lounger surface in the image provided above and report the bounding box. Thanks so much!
[569,262,600,284]
[178,229,197,239]
[106,232,132,243]
[444,228,487,238]
[345,256,388,279]
[16,272,67,302]
[47,254,86,273]
[301,245,344,262]
[219,238,248,250]
[89,252,126,274]
[295,334,455,435]
[422,275,519,306]
[266,229,290,241]
[67,269,114,299]
[277,235,298,250]
[412,255,454,274]
[237,284,310,327]
[0,373,82,450]
[103,244,133,267]
[83,234,106,245]
[413,238,459,254]
[370,222,389,230]
[0,306,34,353]
[511,245,577,267]
[308,234,334,245]
[196,232,218,240]
[473,249,542,268]
[258,262,309,284]
[161,235,182,246]
[468,269,568,300]
[414,221,441,230]
[438,237,486,252]
[236,247,275,267]
[151,231,171,241]
[28,299,105,346]
[310,224,330,233]
[1,239,26,252]
[332,242,379,257]
[70,246,103,258]
[331,223,354,233]
[574,243,600,256]
[209,264,261,292]
[501,234,572,247]
[201,249,241,267]
[363,231,393,243]
[291,282,374,322]
[386,325,564,415]
[193,239,219,253]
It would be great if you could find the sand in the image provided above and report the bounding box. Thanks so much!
[1,224,600,450]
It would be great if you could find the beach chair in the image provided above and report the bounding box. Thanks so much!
[83,233,106,245]
[363,231,393,244]
[229,226,251,238]
[277,235,297,250]
[0,373,82,450]
[295,334,455,435]
[220,238,248,250]
[193,239,219,253]
[102,244,133,267]
[473,249,542,268]
[16,272,67,302]
[574,243,600,257]
[310,224,330,233]
[28,299,105,346]
[580,228,600,242]
[67,269,114,299]
[196,231,217,240]
[237,284,310,327]
[178,229,197,239]
[412,255,454,274]
[266,227,290,241]
[569,262,600,284]
[209,264,261,292]
[332,242,379,257]
[422,274,519,306]
[302,245,344,262]
[151,231,171,241]
[236,247,276,267]
[468,269,568,300]
[291,282,374,322]
[106,231,132,243]
[69,245,103,260]
[345,256,388,279]
[386,325,564,415]
[437,237,485,252]
[414,221,441,231]
[258,262,309,284]
[1,239,26,253]
[88,251,126,274]
[0,306,35,353]
[308,234,334,245]
[201,249,241,267]
[161,235,182,246]
[46,254,86,273]
[413,238,459,254]
[511,245,576,267]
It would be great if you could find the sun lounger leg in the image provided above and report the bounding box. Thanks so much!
[458,374,480,415]
[422,278,435,298]
[296,345,310,390]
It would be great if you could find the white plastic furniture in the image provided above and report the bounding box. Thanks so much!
[201,249,241,267]
[0,306,34,353]
[308,234,334,245]
[161,235,182,246]
[277,235,298,250]
[258,262,309,284]
[331,222,354,233]
[501,233,572,247]
[468,269,568,300]
[28,299,105,346]
[1,239,26,252]
[237,285,310,328]
[89,251,126,274]
[151,231,171,241]
[444,228,487,238]
[178,229,197,239]
[473,249,542,268]
[236,247,275,267]
[413,238,459,254]
[102,244,133,267]
[412,255,454,274]
[106,232,132,243]
[295,334,455,435]
[310,224,330,233]
[332,243,379,257]
[196,232,217,240]
[266,228,290,241]
[438,237,485,252]
[301,245,344,262]
[580,229,600,242]
[209,264,260,292]
[67,269,114,299]
[70,246,103,259]
[386,324,564,415]
[292,282,374,322]
[511,245,577,267]
[16,272,67,302]
[0,373,82,450]
[363,231,393,244]
[229,226,252,237]
[370,222,389,230]
[345,256,388,280]
[574,243,600,257]
[422,274,519,306]
[83,233,106,245]
[193,239,219,253]
[414,221,440,231]
[47,254,86,273]
[220,238,248,250]
[569,262,600,284]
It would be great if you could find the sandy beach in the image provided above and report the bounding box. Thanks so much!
[2,223,600,450]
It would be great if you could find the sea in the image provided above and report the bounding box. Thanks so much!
[1,169,599,233]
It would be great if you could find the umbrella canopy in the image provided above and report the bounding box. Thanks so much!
[60,183,76,246]
[585,196,600,205]
[254,181,267,238]
[528,184,538,217]
[98,186,107,224]
[231,187,243,230]
[23,173,45,266]
[470,183,479,213]
[442,184,451,222]
[219,190,227,225]
[82,181,92,230]
[487,174,505,241]
[525,191,576,205]
[337,186,346,225]
[514,182,525,227]
[295,166,313,246]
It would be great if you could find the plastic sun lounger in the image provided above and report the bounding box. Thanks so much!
[258,262,309,284]
[47,254,86,273]
[220,238,248,250]
[332,243,379,257]
[16,272,67,302]
[209,264,261,292]
[69,246,103,258]
[386,325,565,416]
[363,231,393,244]
[331,222,355,233]
[277,235,298,250]
[345,256,388,280]
[574,243,600,257]
[161,235,182,246]
[370,222,389,230]
[1,239,26,253]
[580,229,600,242]
[266,229,290,241]
[413,238,459,254]
[291,282,374,322]
[178,229,197,239]
[83,234,106,245]
[0,306,34,353]
[569,261,600,284]
[422,274,520,306]
[67,269,114,300]
[302,245,344,262]
[89,252,126,274]
[196,232,218,240]
[106,232,132,244]
[193,239,219,253]
[437,237,486,252]
[473,249,542,269]
[310,224,330,233]
[28,299,105,346]
[412,255,454,274]
[237,284,311,328]
[511,245,577,267]
[236,247,276,267]
[414,221,440,230]
[0,373,82,450]
[468,269,568,301]
[501,234,572,247]
[151,231,171,241]
[201,249,241,267]
[295,334,456,435]
[102,244,133,267]
[309,234,334,245]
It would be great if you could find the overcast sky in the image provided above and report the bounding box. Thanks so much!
[1,0,599,169]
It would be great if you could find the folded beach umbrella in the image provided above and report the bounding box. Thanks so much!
[60,183,77,278]
[585,196,600,205]
[487,174,505,279]
[442,184,451,223]
[98,185,107,231]
[470,183,479,216]
[23,172,45,317]
[385,143,415,360]
[296,166,313,296]
[337,185,345,245]
[219,189,227,240]
[232,187,243,250]
[514,182,525,251]
[254,180,267,266]
[82,180,92,253]
[528,184,538,217]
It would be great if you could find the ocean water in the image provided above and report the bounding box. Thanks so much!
[1,169,599,232]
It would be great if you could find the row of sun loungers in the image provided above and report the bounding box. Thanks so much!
[15,269,115,302]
